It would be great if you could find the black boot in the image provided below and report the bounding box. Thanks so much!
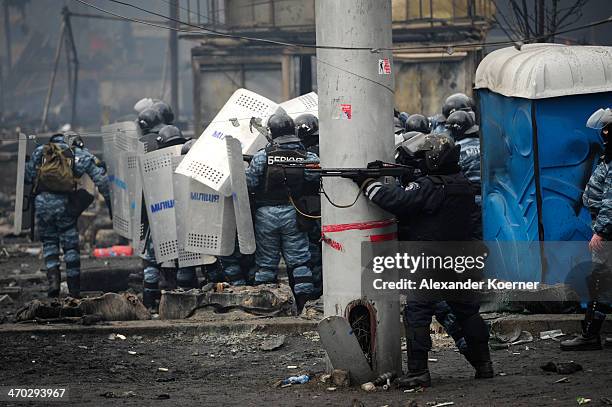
[560,319,604,351]
[462,314,494,379]
[294,294,309,315]
[67,275,81,299]
[397,326,431,389]
[143,282,161,311]
[46,267,61,298]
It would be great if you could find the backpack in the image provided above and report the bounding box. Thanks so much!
[35,143,76,193]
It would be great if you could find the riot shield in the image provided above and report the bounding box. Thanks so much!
[172,156,218,267]
[173,159,236,257]
[175,89,278,195]
[140,145,182,263]
[101,121,140,239]
[13,133,37,236]
[226,136,256,255]
[278,92,318,119]
[127,141,146,252]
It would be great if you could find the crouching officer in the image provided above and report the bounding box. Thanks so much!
[561,108,612,350]
[246,111,319,313]
[25,132,111,298]
[351,133,493,388]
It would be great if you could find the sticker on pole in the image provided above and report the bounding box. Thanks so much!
[378,58,391,75]
[341,104,352,120]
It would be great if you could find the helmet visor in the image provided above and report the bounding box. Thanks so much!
[586,108,612,130]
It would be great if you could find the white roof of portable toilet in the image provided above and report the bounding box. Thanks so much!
[474,43,612,99]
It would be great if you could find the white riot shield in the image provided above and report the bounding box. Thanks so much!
[102,121,140,238]
[13,133,36,236]
[226,136,256,255]
[278,92,318,119]
[140,145,182,263]
[174,161,236,256]
[172,156,218,267]
[176,89,278,196]
[127,141,145,252]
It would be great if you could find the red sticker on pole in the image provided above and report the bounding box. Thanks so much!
[378,58,391,75]
[341,104,352,120]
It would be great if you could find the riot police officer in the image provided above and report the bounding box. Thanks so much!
[561,108,612,350]
[295,113,322,298]
[25,133,111,298]
[446,110,482,240]
[353,133,493,388]
[442,93,475,119]
[405,114,431,134]
[245,111,319,313]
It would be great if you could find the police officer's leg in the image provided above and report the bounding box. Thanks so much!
[279,206,314,313]
[38,205,61,298]
[447,301,493,378]
[308,221,323,299]
[398,301,434,388]
[219,240,248,286]
[58,216,81,298]
[203,260,224,283]
[160,266,177,290]
[177,266,198,289]
[561,249,611,351]
[142,237,161,310]
[433,301,466,353]
[254,207,282,285]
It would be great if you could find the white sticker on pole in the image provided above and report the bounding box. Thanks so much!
[175,89,278,196]
[378,58,391,75]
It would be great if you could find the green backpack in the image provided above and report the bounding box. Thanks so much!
[35,143,76,193]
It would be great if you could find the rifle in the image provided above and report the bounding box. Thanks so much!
[243,154,253,163]
[275,160,421,181]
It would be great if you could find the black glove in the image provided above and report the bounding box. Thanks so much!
[348,171,376,190]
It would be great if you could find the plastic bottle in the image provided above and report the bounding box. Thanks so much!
[282,374,310,385]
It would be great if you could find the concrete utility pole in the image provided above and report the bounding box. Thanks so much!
[316,0,400,375]
[169,0,179,119]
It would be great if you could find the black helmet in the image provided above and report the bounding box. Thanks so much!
[405,114,431,134]
[152,100,175,124]
[395,132,427,167]
[445,110,478,140]
[180,138,196,155]
[295,113,319,147]
[442,93,475,118]
[418,133,460,174]
[66,131,84,148]
[268,111,296,140]
[138,108,164,133]
[587,108,612,145]
[156,125,188,148]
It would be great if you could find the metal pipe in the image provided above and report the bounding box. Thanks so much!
[316,0,400,375]
[169,0,180,118]
[41,22,66,131]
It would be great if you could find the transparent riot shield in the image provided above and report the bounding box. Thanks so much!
[140,145,182,263]
[175,89,278,195]
[13,133,37,236]
[226,136,256,255]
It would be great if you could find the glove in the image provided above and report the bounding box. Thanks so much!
[349,171,375,190]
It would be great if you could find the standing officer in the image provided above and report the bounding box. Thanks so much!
[353,133,493,388]
[446,110,482,239]
[561,108,612,350]
[25,133,111,298]
[245,111,318,313]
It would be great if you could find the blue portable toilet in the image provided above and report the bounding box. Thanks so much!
[474,44,612,287]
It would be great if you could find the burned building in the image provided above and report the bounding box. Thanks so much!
[180,0,495,134]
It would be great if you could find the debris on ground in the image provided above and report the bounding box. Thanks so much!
[260,335,286,351]
[540,329,565,340]
[431,402,454,407]
[555,377,570,383]
[14,293,150,323]
[577,397,592,405]
[331,369,350,387]
[490,329,533,350]
[100,390,137,398]
[282,374,309,385]
[157,368,169,372]
[360,382,376,392]
[158,284,294,319]
[0,294,14,305]
[541,361,583,374]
